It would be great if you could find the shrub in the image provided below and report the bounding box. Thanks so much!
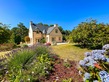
[0,45,54,81]
[26,54,53,81]
[44,42,51,46]
[22,44,28,48]
[6,49,35,81]
[39,37,46,43]
[79,44,109,82]
[35,45,50,56]
[63,61,71,68]
[24,36,30,43]
[0,43,16,51]
[62,78,73,82]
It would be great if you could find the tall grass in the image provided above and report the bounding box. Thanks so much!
[8,49,35,69]
[0,45,54,82]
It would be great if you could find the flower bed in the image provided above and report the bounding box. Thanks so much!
[79,44,109,82]
[0,45,83,82]
[44,58,83,82]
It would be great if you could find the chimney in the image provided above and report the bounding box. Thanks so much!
[30,21,33,25]
[54,24,58,27]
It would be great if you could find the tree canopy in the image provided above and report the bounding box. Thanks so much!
[70,19,109,49]
[0,23,11,44]
[11,22,28,44]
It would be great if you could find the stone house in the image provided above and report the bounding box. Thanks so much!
[29,21,62,45]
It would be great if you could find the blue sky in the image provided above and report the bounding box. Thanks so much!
[0,0,109,30]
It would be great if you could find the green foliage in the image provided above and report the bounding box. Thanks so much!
[37,22,43,25]
[20,44,28,48]
[70,19,109,49]
[17,22,28,42]
[11,22,28,44]
[27,54,53,80]
[15,35,21,44]
[0,43,16,51]
[63,62,71,68]
[0,45,53,81]
[0,23,11,44]
[62,78,73,82]
[35,46,49,56]
[7,49,35,81]
[50,24,54,27]
[58,26,71,41]
[39,37,46,43]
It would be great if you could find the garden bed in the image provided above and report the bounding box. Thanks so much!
[0,45,83,82]
[43,58,83,82]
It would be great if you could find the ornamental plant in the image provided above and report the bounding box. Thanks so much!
[0,45,54,82]
[79,44,109,82]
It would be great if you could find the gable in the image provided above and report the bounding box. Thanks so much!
[47,26,55,34]
[49,27,62,36]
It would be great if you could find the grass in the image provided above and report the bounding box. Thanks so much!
[0,51,11,57]
[0,43,91,62]
[51,43,91,61]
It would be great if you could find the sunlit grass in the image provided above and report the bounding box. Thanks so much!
[51,43,91,61]
[0,44,91,62]
[0,51,11,57]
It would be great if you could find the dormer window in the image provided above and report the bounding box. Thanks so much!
[36,30,39,33]
[55,29,58,33]
[35,28,40,33]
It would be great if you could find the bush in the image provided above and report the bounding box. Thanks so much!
[39,37,46,43]
[35,45,50,55]
[0,43,16,51]
[62,78,73,82]
[44,42,51,46]
[0,45,54,81]
[24,36,30,43]
[71,19,109,49]
[22,44,28,48]
[6,49,35,81]
[79,44,109,82]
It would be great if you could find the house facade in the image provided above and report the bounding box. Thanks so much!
[29,21,62,45]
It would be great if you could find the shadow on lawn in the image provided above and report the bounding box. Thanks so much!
[73,44,102,50]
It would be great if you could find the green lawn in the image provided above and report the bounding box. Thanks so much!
[51,43,91,61]
[0,44,91,61]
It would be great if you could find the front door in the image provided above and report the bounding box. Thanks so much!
[36,39,39,43]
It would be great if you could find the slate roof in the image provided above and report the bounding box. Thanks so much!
[31,23,55,34]
[47,27,55,34]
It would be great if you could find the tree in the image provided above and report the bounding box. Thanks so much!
[70,19,109,49]
[0,23,11,44]
[11,27,21,44]
[11,23,28,44]
[38,22,43,25]
[50,24,54,27]
[58,26,63,33]
[17,22,28,42]
[58,26,71,42]
[15,35,21,44]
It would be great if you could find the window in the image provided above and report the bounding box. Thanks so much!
[59,37,61,41]
[52,37,55,41]
[36,30,39,34]
[55,29,58,33]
